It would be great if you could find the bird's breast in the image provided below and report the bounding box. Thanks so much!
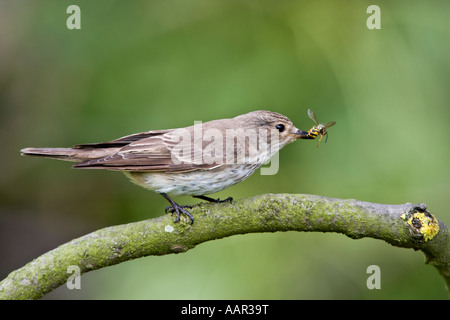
[124,164,261,196]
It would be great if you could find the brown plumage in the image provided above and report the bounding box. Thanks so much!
[21,110,314,223]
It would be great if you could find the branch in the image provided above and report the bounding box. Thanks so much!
[0,194,448,299]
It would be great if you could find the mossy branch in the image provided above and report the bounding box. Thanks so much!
[0,193,448,299]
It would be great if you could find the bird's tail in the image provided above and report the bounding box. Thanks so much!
[20,147,87,162]
[20,147,116,163]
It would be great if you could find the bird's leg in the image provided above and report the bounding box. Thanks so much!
[193,195,233,204]
[160,193,194,224]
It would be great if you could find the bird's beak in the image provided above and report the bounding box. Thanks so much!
[291,128,310,139]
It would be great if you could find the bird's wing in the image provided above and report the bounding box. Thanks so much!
[73,127,224,172]
[73,129,172,149]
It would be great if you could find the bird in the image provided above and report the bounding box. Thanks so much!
[20,110,333,223]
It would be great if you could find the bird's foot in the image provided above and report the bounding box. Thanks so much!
[160,192,194,224]
[193,195,233,204]
[165,204,194,223]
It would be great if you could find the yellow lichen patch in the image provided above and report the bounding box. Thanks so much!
[401,209,439,242]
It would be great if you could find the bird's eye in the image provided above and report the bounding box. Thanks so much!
[275,124,285,132]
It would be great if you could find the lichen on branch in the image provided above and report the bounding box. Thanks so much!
[0,193,448,299]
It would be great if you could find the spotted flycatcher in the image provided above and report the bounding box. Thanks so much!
[21,110,334,223]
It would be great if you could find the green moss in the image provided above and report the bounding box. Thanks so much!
[1,193,448,299]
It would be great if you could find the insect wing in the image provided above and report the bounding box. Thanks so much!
[324,121,336,129]
[307,109,319,125]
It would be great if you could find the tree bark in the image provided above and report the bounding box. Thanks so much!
[0,193,448,299]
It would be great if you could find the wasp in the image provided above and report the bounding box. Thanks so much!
[306,109,336,148]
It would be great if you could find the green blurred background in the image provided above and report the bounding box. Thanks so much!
[1,0,449,299]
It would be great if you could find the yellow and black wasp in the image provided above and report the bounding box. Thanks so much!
[305,109,336,148]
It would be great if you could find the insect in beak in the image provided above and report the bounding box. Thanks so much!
[306,109,336,148]
[292,129,310,139]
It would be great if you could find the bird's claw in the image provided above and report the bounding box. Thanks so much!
[193,195,233,204]
[216,196,233,204]
[165,204,194,224]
